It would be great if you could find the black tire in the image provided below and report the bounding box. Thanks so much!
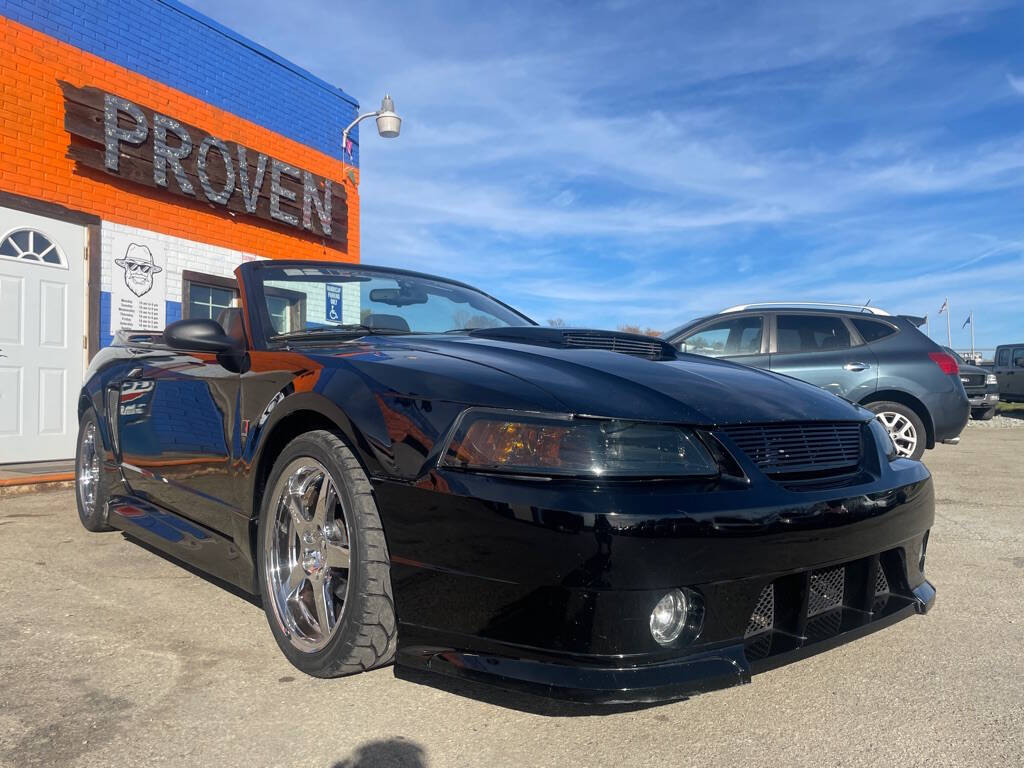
[866,401,927,460]
[972,407,996,421]
[256,430,397,678]
[74,409,113,532]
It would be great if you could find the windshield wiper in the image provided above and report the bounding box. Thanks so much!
[270,324,408,341]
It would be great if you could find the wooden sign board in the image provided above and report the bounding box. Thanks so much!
[61,82,347,249]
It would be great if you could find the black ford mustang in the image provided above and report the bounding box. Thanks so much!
[75,260,935,704]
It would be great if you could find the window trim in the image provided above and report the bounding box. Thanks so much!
[768,311,861,355]
[670,313,768,358]
[181,269,239,321]
[264,285,307,333]
[848,316,899,346]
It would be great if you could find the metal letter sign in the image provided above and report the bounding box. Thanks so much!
[62,82,348,249]
[325,283,342,322]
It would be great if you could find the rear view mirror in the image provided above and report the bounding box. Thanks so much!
[369,287,428,307]
[164,319,240,353]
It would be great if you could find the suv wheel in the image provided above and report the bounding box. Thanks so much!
[971,406,996,421]
[867,402,926,460]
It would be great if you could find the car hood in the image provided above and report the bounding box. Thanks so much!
[346,331,869,426]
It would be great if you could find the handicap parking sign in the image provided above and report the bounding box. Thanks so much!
[325,283,342,322]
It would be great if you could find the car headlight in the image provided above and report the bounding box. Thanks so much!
[440,409,719,478]
[985,374,997,385]
[869,418,898,461]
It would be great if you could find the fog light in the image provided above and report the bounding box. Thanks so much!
[649,588,702,645]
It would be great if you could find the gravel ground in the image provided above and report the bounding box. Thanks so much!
[0,428,1021,768]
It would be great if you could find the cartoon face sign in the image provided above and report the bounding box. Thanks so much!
[115,243,163,297]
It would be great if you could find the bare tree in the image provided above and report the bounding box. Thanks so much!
[618,324,663,337]
[547,318,568,328]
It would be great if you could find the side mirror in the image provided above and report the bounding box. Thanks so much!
[164,319,240,353]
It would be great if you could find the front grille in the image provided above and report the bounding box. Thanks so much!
[960,373,985,389]
[807,566,845,616]
[744,584,775,638]
[722,422,862,476]
[874,566,889,595]
[562,331,665,360]
[742,551,912,661]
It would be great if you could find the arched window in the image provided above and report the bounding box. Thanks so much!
[0,228,67,268]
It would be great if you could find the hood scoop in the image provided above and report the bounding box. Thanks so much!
[467,327,677,360]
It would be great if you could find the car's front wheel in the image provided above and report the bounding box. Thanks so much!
[867,401,926,460]
[257,430,397,677]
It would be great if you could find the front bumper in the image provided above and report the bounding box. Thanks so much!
[397,581,936,704]
[376,439,936,704]
[967,391,999,408]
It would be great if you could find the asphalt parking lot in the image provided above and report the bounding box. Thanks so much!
[1,423,1022,768]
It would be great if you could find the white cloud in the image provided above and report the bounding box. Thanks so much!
[1008,73,1024,95]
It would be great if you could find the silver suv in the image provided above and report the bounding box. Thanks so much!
[664,303,969,459]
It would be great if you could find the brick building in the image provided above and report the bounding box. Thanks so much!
[0,0,364,462]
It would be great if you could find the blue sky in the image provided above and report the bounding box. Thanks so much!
[189,0,1024,350]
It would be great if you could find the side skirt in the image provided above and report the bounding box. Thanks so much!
[105,495,256,592]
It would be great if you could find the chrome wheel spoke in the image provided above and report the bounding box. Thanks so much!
[324,541,350,569]
[286,561,306,593]
[312,578,335,633]
[311,475,333,530]
[285,493,308,535]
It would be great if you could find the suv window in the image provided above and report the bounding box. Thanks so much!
[1015,348,1024,368]
[678,316,763,357]
[776,314,851,354]
[996,347,1010,366]
[851,318,896,343]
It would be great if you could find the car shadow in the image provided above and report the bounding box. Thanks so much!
[329,738,427,768]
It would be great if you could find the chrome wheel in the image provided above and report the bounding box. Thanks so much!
[77,421,100,516]
[875,411,917,458]
[264,458,352,653]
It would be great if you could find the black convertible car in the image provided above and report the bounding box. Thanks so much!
[75,260,935,703]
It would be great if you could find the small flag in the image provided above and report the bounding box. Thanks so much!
[345,137,354,160]
[938,299,947,315]
[962,314,971,329]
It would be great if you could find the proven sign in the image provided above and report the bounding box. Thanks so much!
[61,83,347,248]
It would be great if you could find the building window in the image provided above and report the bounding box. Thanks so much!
[182,270,239,321]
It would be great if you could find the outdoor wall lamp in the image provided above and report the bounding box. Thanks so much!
[342,94,401,166]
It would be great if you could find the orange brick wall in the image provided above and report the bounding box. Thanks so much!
[0,16,359,262]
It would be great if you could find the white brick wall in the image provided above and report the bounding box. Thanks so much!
[101,220,362,326]
[101,221,263,302]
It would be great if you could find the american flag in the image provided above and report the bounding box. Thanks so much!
[938,299,947,315]
[345,137,354,160]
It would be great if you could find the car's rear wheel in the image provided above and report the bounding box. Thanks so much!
[257,430,397,677]
[75,409,113,532]
[867,402,926,460]
[971,407,996,421]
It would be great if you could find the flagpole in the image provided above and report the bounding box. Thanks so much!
[970,311,975,356]
[945,298,952,347]
[925,316,930,338]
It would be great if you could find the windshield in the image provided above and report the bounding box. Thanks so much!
[254,265,533,339]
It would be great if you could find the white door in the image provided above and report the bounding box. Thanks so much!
[0,207,86,463]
